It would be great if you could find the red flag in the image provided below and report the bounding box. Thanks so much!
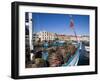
[70,19,74,29]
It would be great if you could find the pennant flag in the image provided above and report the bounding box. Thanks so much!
[69,15,78,42]
[70,19,74,29]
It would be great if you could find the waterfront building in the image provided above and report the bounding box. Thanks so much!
[33,31,56,42]
[56,34,70,41]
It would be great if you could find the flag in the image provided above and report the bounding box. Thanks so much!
[70,19,74,29]
[69,15,78,42]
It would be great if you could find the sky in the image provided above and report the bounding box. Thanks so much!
[32,13,89,35]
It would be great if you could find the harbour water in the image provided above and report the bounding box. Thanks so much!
[78,42,89,65]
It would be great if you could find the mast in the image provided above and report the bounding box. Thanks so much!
[29,13,33,51]
[28,12,34,61]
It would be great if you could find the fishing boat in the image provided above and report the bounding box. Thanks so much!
[62,42,81,66]
[42,41,81,66]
